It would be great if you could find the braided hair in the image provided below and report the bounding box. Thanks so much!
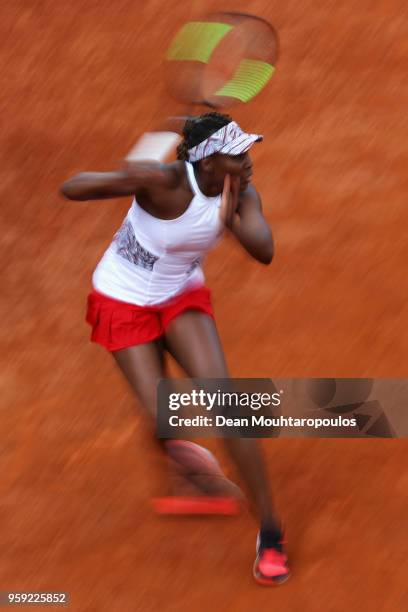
[176,112,232,164]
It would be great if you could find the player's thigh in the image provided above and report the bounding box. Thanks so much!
[112,338,165,418]
[164,311,229,378]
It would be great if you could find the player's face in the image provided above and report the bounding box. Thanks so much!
[214,152,253,190]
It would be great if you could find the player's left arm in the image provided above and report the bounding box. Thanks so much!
[229,184,274,265]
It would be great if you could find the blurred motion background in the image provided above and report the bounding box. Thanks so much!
[1,0,407,609]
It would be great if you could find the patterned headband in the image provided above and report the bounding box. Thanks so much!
[188,121,263,162]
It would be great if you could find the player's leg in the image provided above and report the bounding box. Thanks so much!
[164,310,290,583]
[112,339,165,421]
[112,340,193,471]
[164,310,280,528]
[112,339,236,496]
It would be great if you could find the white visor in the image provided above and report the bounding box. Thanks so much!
[188,121,263,162]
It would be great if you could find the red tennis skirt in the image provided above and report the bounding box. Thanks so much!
[86,285,214,352]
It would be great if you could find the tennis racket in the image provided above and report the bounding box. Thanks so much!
[127,12,278,161]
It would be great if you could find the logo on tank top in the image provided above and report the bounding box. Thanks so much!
[115,219,159,271]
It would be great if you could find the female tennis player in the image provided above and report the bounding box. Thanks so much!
[60,112,289,585]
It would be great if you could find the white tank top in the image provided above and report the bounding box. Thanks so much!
[92,162,224,305]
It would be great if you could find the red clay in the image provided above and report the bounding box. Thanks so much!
[152,497,241,515]
[1,1,408,610]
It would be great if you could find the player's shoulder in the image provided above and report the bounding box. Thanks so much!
[162,160,186,189]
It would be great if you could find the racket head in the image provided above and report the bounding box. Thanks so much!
[164,11,279,110]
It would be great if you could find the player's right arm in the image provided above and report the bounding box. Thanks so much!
[59,162,179,201]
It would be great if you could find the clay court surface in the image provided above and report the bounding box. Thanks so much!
[1,0,408,609]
